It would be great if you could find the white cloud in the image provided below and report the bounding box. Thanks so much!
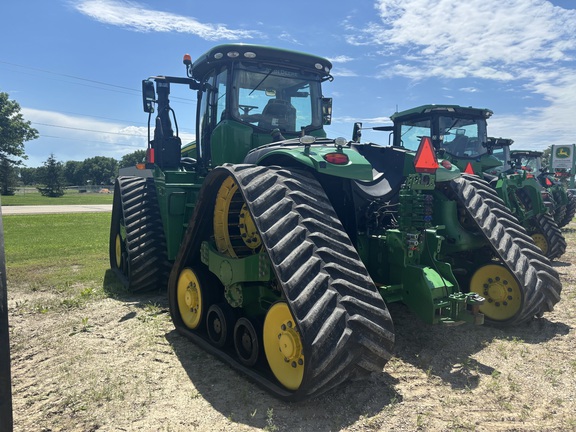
[73,0,260,40]
[332,68,359,77]
[21,108,194,166]
[346,0,576,149]
[349,0,576,81]
[329,55,355,63]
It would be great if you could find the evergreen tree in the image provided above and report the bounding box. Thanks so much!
[37,154,65,197]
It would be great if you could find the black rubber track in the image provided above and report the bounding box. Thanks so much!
[450,174,562,325]
[168,164,395,401]
[559,190,576,228]
[552,189,567,226]
[533,213,566,261]
[110,176,170,292]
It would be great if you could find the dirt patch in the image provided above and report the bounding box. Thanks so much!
[9,224,576,431]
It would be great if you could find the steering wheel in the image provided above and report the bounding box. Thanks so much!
[239,105,259,115]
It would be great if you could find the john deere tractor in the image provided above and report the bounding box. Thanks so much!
[380,104,566,261]
[110,46,561,400]
[510,149,576,228]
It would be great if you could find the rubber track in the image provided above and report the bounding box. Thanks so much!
[534,213,566,261]
[450,174,562,325]
[110,176,170,292]
[559,190,576,228]
[552,189,567,226]
[169,164,395,401]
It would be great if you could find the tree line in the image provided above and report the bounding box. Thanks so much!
[16,151,146,196]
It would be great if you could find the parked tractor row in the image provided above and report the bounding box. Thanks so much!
[109,44,564,401]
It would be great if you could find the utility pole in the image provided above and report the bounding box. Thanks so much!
[0,204,13,432]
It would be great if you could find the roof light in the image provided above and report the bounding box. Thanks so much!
[334,137,348,147]
[227,51,240,58]
[183,54,192,66]
[213,52,223,59]
[244,51,256,58]
[324,152,349,165]
[414,136,439,173]
[464,162,475,174]
[300,135,316,145]
[314,63,323,70]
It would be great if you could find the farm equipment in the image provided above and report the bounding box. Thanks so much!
[510,149,576,228]
[382,104,566,260]
[110,46,560,400]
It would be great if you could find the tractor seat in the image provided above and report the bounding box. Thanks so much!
[258,99,296,131]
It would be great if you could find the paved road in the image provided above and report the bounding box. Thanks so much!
[1,205,112,215]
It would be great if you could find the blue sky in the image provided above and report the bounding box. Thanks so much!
[2,0,576,167]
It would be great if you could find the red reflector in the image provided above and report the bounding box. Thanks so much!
[440,159,452,170]
[464,162,474,174]
[324,152,349,165]
[545,177,553,186]
[414,136,439,173]
[147,148,155,164]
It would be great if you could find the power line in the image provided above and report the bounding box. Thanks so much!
[32,122,146,137]
[0,60,197,104]
[34,134,145,147]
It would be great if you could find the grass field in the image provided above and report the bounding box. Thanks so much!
[3,212,121,313]
[1,190,114,206]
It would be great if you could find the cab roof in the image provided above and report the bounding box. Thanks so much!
[390,104,493,121]
[190,44,333,81]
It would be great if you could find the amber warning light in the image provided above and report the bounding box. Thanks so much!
[414,136,439,173]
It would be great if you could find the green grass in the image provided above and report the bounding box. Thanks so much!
[1,190,114,206]
[3,212,122,311]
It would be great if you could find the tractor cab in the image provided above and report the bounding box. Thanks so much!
[510,150,544,176]
[390,105,501,175]
[484,137,514,175]
[143,44,333,171]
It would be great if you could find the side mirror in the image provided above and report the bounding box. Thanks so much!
[142,80,156,113]
[352,122,362,142]
[321,97,332,125]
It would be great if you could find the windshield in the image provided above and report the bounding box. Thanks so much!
[519,155,542,173]
[487,145,509,174]
[231,63,322,133]
[398,119,431,151]
[439,116,487,158]
[396,114,487,158]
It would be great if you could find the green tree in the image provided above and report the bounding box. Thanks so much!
[19,166,39,185]
[63,160,85,186]
[0,92,38,195]
[82,156,118,186]
[37,154,65,197]
[120,150,146,168]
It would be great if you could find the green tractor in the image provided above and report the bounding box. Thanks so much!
[510,149,576,228]
[381,104,566,261]
[110,45,561,400]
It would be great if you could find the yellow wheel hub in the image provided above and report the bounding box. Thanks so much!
[177,268,203,329]
[531,233,548,255]
[214,176,262,258]
[470,264,522,321]
[263,302,304,391]
[114,233,122,268]
[239,204,262,251]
